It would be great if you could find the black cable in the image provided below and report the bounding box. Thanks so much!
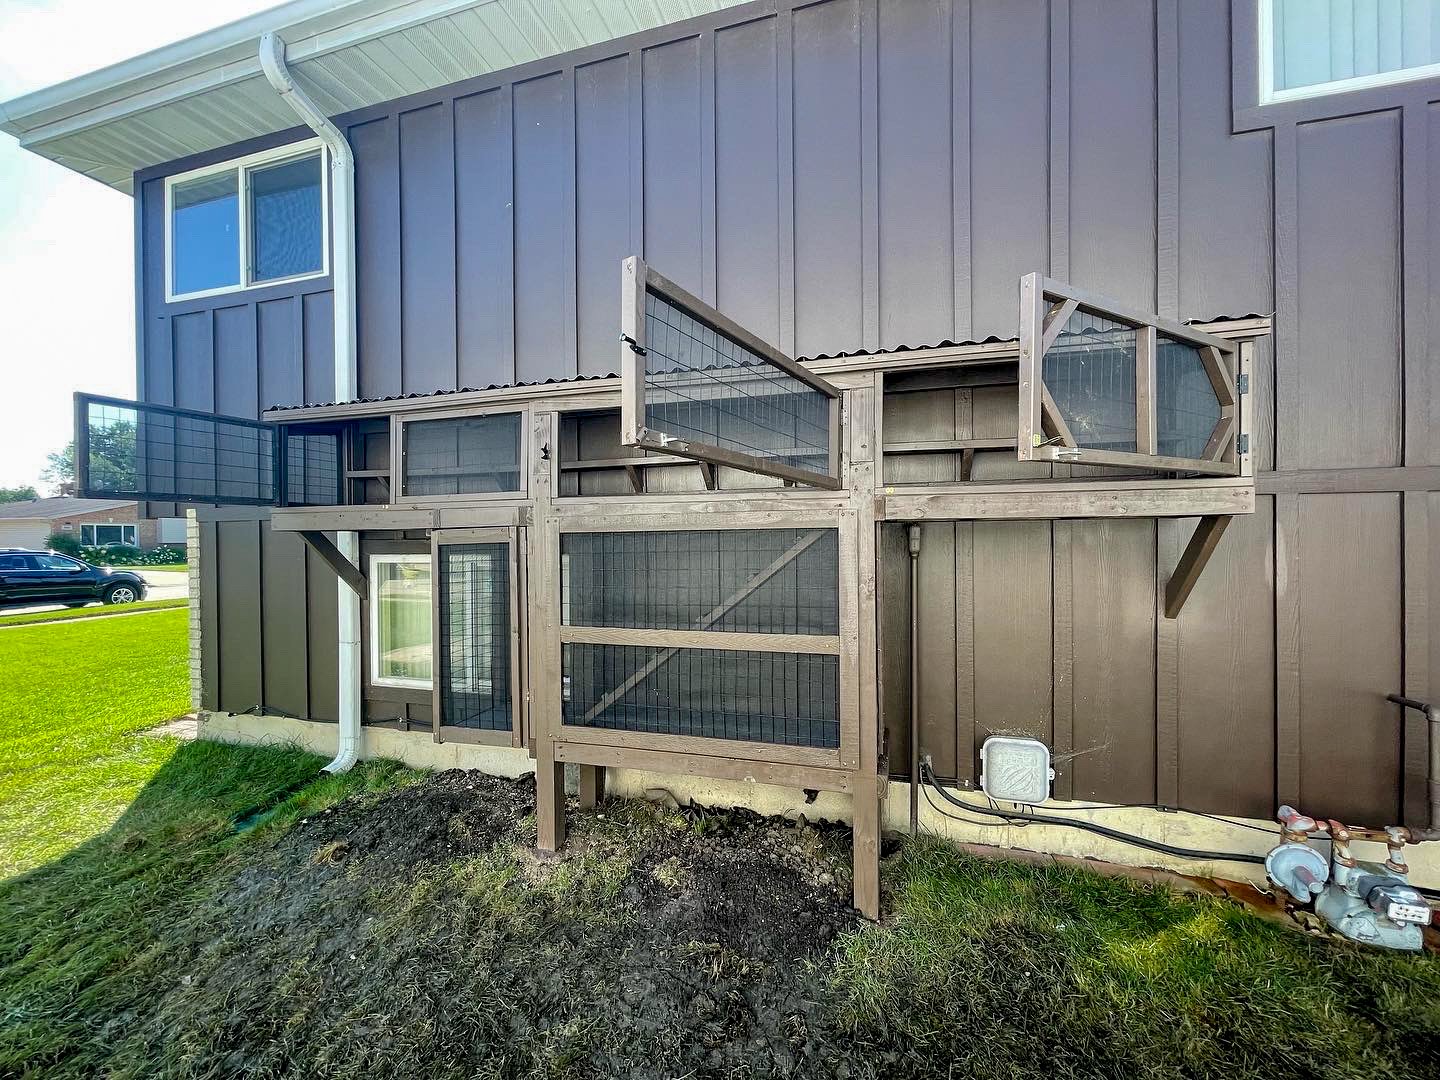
[920,762,1266,866]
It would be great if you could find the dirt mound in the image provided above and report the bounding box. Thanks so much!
[115,770,874,1079]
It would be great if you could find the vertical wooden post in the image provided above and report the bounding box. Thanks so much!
[577,764,604,809]
[848,382,883,919]
[528,409,567,851]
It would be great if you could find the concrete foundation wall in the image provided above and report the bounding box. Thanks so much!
[196,710,1440,891]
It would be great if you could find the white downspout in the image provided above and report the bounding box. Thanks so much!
[259,31,361,774]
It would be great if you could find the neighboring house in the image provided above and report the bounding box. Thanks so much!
[0,497,183,550]
[3,0,1438,915]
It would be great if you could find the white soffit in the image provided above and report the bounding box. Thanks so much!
[0,0,749,193]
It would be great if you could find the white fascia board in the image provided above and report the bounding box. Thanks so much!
[0,0,496,143]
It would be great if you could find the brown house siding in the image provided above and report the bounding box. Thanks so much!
[163,0,1435,827]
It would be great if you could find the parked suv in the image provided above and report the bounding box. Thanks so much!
[0,549,147,608]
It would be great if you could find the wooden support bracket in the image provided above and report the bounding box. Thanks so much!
[1163,514,1233,619]
[298,530,367,601]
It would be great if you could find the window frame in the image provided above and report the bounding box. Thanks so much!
[1257,0,1440,105]
[163,138,329,304]
[1017,273,1242,476]
[80,523,137,547]
[367,551,435,692]
[390,405,531,506]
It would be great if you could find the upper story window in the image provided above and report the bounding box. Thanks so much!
[1261,0,1440,103]
[165,140,327,301]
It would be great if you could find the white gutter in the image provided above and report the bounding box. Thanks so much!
[259,31,362,775]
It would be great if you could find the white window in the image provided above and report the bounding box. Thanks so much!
[369,554,433,690]
[1261,0,1440,103]
[80,523,138,546]
[165,140,328,302]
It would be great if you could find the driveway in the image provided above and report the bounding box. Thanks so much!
[0,569,188,617]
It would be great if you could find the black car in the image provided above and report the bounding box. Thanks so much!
[0,549,147,608]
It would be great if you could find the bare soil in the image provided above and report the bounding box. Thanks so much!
[115,770,877,1079]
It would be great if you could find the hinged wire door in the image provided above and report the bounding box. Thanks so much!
[558,527,843,751]
[619,256,842,489]
[435,535,519,741]
[1017,274,1241,476]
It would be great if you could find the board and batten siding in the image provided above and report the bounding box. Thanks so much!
[142,0,1438,827]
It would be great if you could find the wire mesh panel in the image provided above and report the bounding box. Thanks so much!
[402,413,522,497]
[642,291,832,475]
[1017,274,1240,475]
[1043,311,1139,453]
[561,529,839,634]
[284,430,341,506]
[1155,335,1223,460]
[559,525,842,749]
[620,257,841,488]
[77,394,276,504]
[438,543,513,731]
[563,645,840,748]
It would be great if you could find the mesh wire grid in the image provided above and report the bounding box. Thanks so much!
[84,399,276,504]
[285,431,341,506]
[438,542,513,731]
[403,413,522,497]
[560,528,839,635]
[642,290,832,476]
[1155,336,1225,459]
[1043,309,1139,452]
[563,644,840,749]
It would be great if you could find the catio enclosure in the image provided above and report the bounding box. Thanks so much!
[77,256,1260,915]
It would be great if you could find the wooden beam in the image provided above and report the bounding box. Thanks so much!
[297,530,366,601]
[580,529,826,722]
[1040,297,1079,354]
[1040,387,1078,449]
[1162,514,1232,619]
[561,625,840,654]
[699,460,718,490]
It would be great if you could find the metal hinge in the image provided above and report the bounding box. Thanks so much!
[1236,373,1249,395]
[1236,433,1249,454]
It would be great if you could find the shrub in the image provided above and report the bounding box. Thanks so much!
[44,533,83,556]
[78,545,186,567]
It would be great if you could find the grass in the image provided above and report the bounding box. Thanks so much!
[104,562,188,573]
[1,612,1436,1077]
[0,608,193,875]
[834,838,1440,1077]
[0,597,188,628]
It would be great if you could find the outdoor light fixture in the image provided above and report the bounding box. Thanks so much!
[979,736,1055,805]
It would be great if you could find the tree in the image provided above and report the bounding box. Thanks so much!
[0,485,38,503]
[41,424,137,497]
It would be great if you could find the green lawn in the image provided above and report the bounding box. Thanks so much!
[1,611,1436,1078]
[0,609,193,875]
[0,597,188,629]
[104,562,188,573]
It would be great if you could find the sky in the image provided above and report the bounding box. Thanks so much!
[0,0,280,493]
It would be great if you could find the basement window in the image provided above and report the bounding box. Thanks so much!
[165,140,327,302]
[369,553,433,690]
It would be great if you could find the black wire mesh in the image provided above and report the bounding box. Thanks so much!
[439,543,512,731]
[403,413,522,497]
[643,290,832,476]
[82,397,275,504]
[563,645,839,748]
[285,430,341,506]
[560,529,839,634]
[1043,310,1139,452]
[1156,335,1224,459]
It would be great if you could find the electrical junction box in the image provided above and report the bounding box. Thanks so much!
[980,736,1054,804]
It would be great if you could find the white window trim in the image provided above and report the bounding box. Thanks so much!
[80,523,137,546]
[164,138,329,303]
[1258,0,1440,105]
[368,552,433,691]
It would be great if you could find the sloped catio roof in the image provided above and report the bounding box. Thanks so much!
[0,0,754,192]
